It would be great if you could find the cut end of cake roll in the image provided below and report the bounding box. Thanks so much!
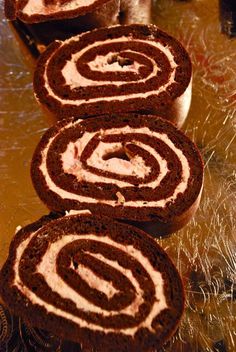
[4,0,120,49]
[4,1,153,55]
[33,24,192,127]
[31,113,204,236]
[0,212,185,352]
[4,0,119,24]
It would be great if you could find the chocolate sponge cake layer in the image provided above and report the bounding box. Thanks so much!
[31,114,203,236]
[0,212,184,352]
[33,24,192,127]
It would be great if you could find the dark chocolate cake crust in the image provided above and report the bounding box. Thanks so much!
[33,24,192,127]
[31,114,203,236]
[0,212,185,352]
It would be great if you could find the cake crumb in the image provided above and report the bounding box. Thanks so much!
[15,225,22,234]
[65,209,91,216]
[116,192,125,204]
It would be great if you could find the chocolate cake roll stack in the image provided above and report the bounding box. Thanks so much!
[33,24,192,127]
[0,212,184,352]
[5,0,120,51]
[31,114,203,236]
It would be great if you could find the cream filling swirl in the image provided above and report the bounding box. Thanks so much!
[42,36,178,105]
[13,228,167,335]
[39,124,190,207]
[22,0,97,16]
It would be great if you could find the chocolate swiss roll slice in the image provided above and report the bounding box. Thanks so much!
[31,114,204,236]
[0,211,185,352]
[33,24,192,127]
[4,0,120,53]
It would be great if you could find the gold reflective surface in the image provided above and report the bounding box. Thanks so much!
[0,0,236,351]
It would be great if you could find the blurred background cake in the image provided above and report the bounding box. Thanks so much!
[5,0,152,55]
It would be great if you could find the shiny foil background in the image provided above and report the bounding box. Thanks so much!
[0,0,235,351]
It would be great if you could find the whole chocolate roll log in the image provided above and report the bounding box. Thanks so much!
[33,24,192,127]
[5,0,120,47]
[0,211,185,352]
[31,114,203,236]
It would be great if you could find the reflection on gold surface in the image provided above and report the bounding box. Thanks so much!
[0,0,235,351]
